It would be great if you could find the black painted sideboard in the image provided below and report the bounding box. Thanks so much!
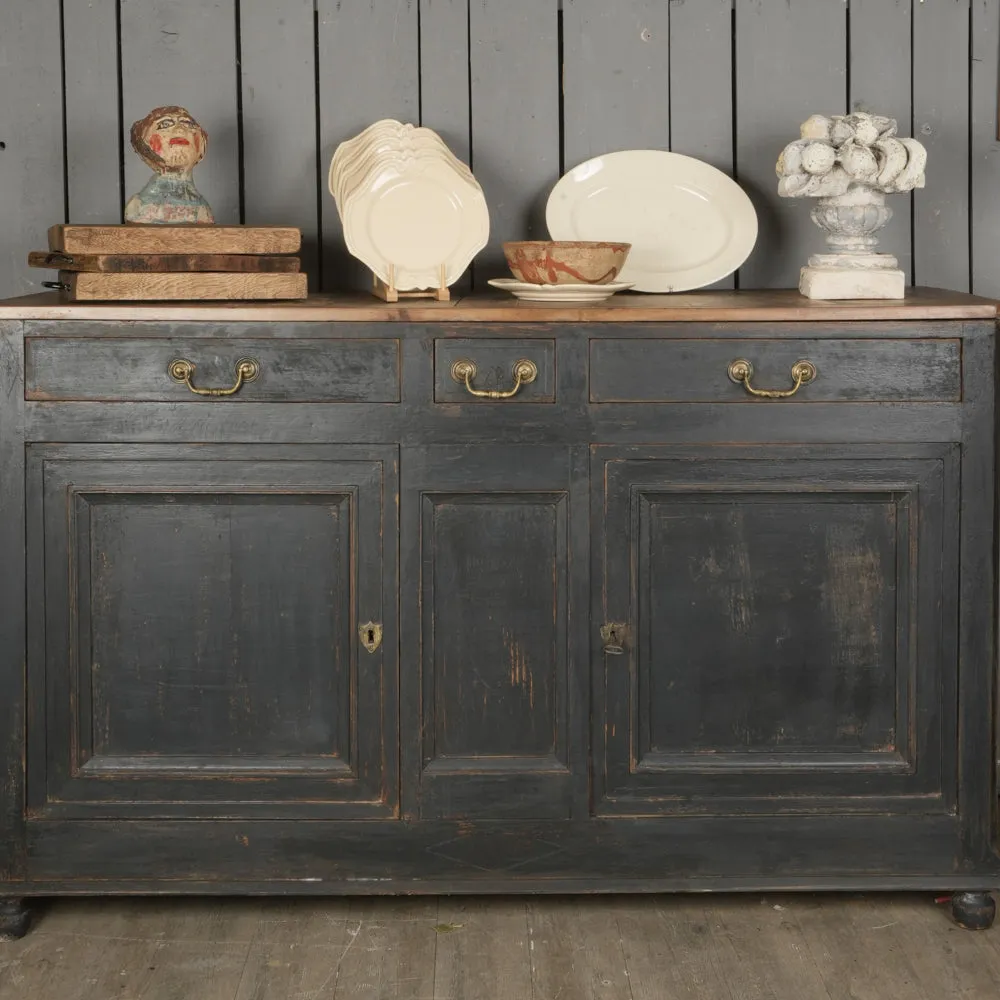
[1,289,997,938]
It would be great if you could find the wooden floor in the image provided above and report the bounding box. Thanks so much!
[0,893,998,999]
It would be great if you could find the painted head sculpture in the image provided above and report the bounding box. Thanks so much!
[124,106,214,224]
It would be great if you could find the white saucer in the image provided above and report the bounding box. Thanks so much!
[488,278,633,302]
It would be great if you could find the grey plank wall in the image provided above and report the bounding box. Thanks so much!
[670,0,735,289]
[0,1,65,298]
[850,0,913,281]
[736,0,848,290]
[913,0,971,291]
[420,0,472,292]
[64,0,123,227]
[562,1,672,167]
[119,1,241,226]
[1,0,999,298]
[470,0,560,281]
[973,0,1000,299]
[317,0,419,291]
[240,0,320,281]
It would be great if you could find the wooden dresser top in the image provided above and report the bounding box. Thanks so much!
[0,288,995,323]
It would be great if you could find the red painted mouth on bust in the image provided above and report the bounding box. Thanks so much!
[168,138,190,146]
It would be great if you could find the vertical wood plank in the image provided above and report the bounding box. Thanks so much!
[63,0,123,225]
[618,898,737,999]
[119,0,240,225]
[669,0,733,172]
[0,322,26,879]
[420,0,472,292]
[240,0,319,287]
[433,899,532,999]
[670,0,736,288]
[317,0,420,291]
[470,0,560,282]
[528,899,633,998]
[850,0,913,283]
[971,0,1000,297]
[957,329,996,858]
[329,900,438,999]
[707,897,838,999]
[735,0,848,289]
[233,899,351,999]
[0,2,64,298]
[796,896,934,998]
[913,0,971,291]
[561,0,671,169]
[420,0,471,166]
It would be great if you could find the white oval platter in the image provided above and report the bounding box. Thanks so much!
[545,150,758,293]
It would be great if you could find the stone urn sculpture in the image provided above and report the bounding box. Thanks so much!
[776,112,927,299]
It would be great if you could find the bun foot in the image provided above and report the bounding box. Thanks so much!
[950,891,996,931]
[0,898,30,940]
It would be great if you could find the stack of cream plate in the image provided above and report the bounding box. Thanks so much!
[330,120,489,291]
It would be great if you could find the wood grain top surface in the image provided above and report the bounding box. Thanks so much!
[0,287,995,322]
[48,224,302,255]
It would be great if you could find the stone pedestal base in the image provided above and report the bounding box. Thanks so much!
[799,253,905,300]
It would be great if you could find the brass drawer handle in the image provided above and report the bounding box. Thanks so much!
[600,623,628,655]
[728,358,816,399]
[450,358,538,399]
[168,357,260,397]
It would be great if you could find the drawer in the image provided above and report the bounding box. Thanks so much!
[589,338,962,403]
[435,338,556,403]
[25,338,401,402]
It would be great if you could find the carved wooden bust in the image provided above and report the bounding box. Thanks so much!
[124,106,214,224]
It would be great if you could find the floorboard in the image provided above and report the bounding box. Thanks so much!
[0,893,996,999]
[433,898,531,1000]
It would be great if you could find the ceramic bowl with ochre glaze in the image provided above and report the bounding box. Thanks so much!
[502,240,631,285]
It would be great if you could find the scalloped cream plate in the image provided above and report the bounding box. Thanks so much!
[545,150,758,292]
[331,120,488,291]
[331,127,474,210]
[487,278,633,302]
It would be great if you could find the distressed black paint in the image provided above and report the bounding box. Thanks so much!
[0,306,996,926]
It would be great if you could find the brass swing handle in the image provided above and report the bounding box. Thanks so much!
[728,359,817,399]
[450,358,538,399]
[168,357,260,397]
[600,623,628,655]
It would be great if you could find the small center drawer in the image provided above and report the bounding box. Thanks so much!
[25,338,401,402]
[589,338,962,403]
[434,338,555,403]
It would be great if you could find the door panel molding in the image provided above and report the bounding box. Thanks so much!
[593,444,957,817]
[25,443,399,820]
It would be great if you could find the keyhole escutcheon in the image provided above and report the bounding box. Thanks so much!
[360,621,383,654]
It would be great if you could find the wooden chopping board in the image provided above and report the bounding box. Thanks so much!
[30,251,300,272]
[49,224,301,255]
[57,271,308,301]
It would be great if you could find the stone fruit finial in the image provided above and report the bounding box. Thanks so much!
[776,112,927,300]
[776,113,927,199]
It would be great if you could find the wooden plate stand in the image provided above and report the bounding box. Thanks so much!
[372,263,450,303]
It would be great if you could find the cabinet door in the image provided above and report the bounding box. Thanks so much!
[402,446,587,820]
[594,445,957,817]
[27,444,397,819]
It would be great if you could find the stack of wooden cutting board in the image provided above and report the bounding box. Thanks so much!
[31,225,307,301]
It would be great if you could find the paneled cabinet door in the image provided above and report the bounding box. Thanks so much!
[27,444,397,820]
[593,446,958,817]
[402,446,588,821]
